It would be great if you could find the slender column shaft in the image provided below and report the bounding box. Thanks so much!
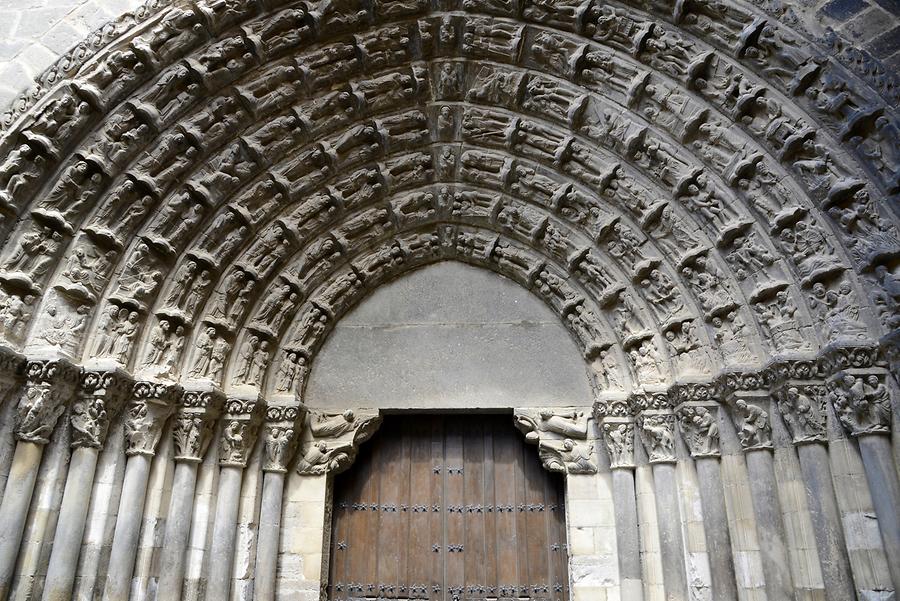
[0,441,44,600]
[155,462,200,601]
[694,457,738,601]
[611,468,643,601]
[42,447,100,601]
[857,435,900,591]
[651,462,688,601]
[206,466,244,600]
[255,471,286,601]
[744,449,793,601]
[795,443,857,600]
[102,454,152,601]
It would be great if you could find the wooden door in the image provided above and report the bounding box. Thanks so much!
[328,414,569,601]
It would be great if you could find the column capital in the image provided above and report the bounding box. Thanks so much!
[826,368,892,437]
[71,366,132,449]
[631,388,677,464]
[766,358,828,445]
[172,385,225,463]
[671,384,721,458]
[124,380,181,456]
[514,407,598,475]
[715,369,773,451]
[594,397,635,469]
[296,408,381,476]
[15,357,80,444]
[218,396,265,468]
[262,403,307,473]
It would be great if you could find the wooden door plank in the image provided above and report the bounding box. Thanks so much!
[430,417,444,600]
[329,456,357,601]
[463,417,486,600]
[377,421,402,598]
[444,417,465,600]
[397,419,413,599]
[482,418,498,599]
[524,446,551,598]
[408,417,432,599]
[514,429,531,599]
[493,422,520,599]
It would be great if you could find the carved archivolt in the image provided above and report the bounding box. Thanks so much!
[0,0,895,422]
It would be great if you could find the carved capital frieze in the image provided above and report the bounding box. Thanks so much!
[826,368,892,437]
[296,408,381,476]
[515,408,598,475]
[672,382,721,458]
[70,367,132,449]
[15,358,79,444]
[819,341,884,374]
[172,386,224,463]
[716,369,773,451]
[218,396,265,468]
[262,403,307,473]
[594,397,636,469]
[124,380,181,456]
[766,358,828,445]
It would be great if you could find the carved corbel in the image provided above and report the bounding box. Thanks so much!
[632,390,677,463]
[514,408,598,475]
[717,370,773,451]
[671,382,721,458]
[0,345,26,406]
[71,367,132,449]
[262,403,307,473]
[296,408,381,476]
[171,386,224,463]
[124,380,181,456]
[15,358,80,444]
[594,397,636,469]
[767,358,828,445]
[218,396,265,468]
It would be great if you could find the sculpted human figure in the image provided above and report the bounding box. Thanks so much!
[190,327,217,378]
[538,409,589,438]
[310,410,356,438]
[144,320,172,367]
[112,311,139,363]
[233,335,258,384]
[247,340,269,385]
[604,423,633,466]
[0,292,35,343]
[274,352,305,392]
[733,399,771,448]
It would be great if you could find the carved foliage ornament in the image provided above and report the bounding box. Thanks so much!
[514,408,598,474]
[171,388,224,462]
[296,409,381,476]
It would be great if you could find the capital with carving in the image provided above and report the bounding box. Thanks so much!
[766,358,828,445]
[124,380,181,457]
[515,407,598,474]
[632,390,676,463]
[594,397,635,469]
[0,345,25,405]
[716,370,773,451]
[218,396,265,468]
[296,408,381,476]
[172,386,224,463]
[15,358,79,444]
[262,403,307,473]
[671,382,720,458]
[825,368,892,437]
[71,367,132,449]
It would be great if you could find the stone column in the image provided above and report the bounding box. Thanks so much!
[155,386,223,601]
[102,381,180,601]
[0,358,78,601]
[826,363,900,591]
[769,358,857,601]
[42,367,130,601]
[255,403,305,601]
[206,397,264,601]
[672,384,739,601]
[596,398,643,601]
[721,372,794,601]
[634,391,689,601]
